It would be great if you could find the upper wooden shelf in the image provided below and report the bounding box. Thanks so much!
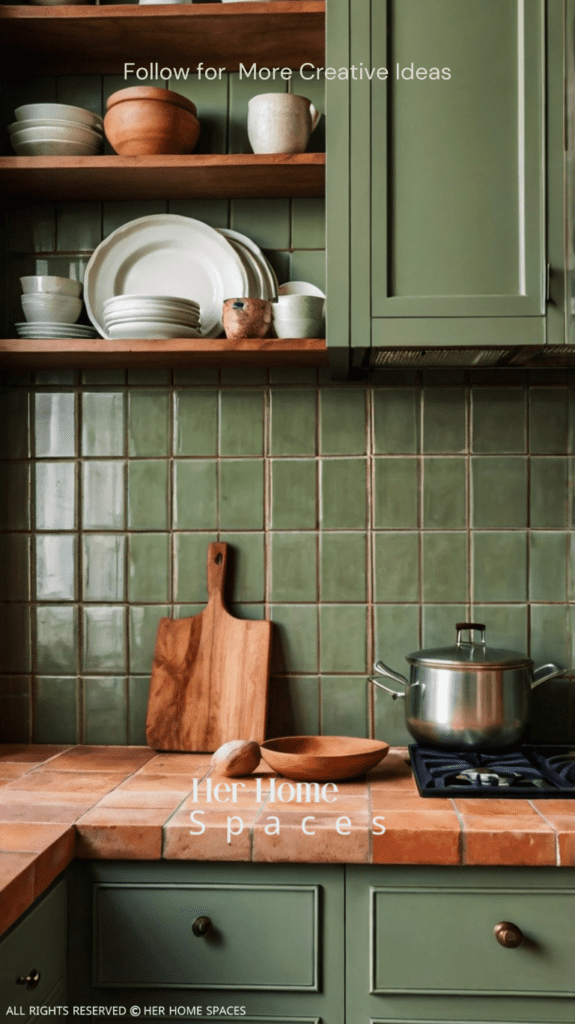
[0,153,325,201]
[0,1,325,74]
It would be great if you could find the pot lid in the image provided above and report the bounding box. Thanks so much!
[406,622,533,668]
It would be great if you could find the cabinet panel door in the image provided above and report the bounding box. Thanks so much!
[0,879,67,1019]
[370,0,545,319]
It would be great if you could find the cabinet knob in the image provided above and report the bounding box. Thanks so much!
[16,968,41,990]
[192,915,212,937]
[494,921,523,948]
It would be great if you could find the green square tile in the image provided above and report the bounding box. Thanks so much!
[5,203,55,253]
[0,694,30,744]
[530,388,569,453]
[291,198,325,248]
[271,459,317,529]
[289,250,326,293]
[174,390,218,456]
[0,389,29,459]
[422,533,467,603]
[0,462,30,530]
[472,388,526,452]
[374,458,418,529]
[264,250,290,287]
[271,533,317,602]
[83,606,126,673]
[128,676,150,745]
[0,535,29,602]
[174,368,219,386]
[33,678,78,745]
[34,393,75,457]
[422,388,466,453]
[320,676,368,737]
[82,370,126,386]
[36,534,76,601]
[36,605,77,674]
[220,390,264,456]
[373,687,414,746]
[35,371,75,387]
[220,368,267,385]
[102,200,168,237]
[373,388,419,454]
[374,604,419,670]
[472,457,527,528]
[129,534,170,602]
[129,605,170,673]
[170,73,228,153]
[530,675,573,744]
[220,533,265,602]
[422,606,467,649]
[170,198,228,226]
[530,458,568,528]
[220,460,264,529]
[374,533,418,602]
[56,201,101,252]
[270,605,318,673]
[128,369,170,387]
[129,391,170,456]
[173,460,215,532]
[174,532,217,604]
[320,389,366,455]
[129,461,169,530]
[530,605,569,669]
[267,676,319,737]
[0,605,31,673]
[423,457,466,528]
[35,462,75,530]
[321,533,367,602]
[472,605,528,655]
[320,605,367,673]
[321,459,366,529]
[290,69,325,150]
[83,461,125,530]
[472,533,527,602]
[530,533,568,602]
[83,534,126,602]
[82,391,125,456]
[271,389,317,456]
[83,677,127,745]
[229,604,266,621]
[231,200,290,249]
[269,368,318,385]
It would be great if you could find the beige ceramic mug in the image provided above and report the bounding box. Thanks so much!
[247,93,320,154]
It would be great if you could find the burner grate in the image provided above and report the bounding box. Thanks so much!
[409,745,575,797]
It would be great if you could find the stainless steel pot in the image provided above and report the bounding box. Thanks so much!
[368,622,564,750]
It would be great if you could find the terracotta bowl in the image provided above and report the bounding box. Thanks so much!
[104,86,200,156]
[260,736,390,781]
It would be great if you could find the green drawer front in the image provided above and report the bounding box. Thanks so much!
[0,880,67,1019]
[94,883,320,990]
[371,886,575,997]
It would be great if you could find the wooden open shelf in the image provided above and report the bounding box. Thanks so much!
[0,1,325,74]
[0,337,328,369]
[0,153,325,201]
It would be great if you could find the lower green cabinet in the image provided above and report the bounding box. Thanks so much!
[0,877,67,1021]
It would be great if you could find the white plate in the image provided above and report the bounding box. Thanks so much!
[84,215,248,339]
[16,321,97,333]
[17,330,99,339]
[107,321,202,340]
[279,280,326,298]
[219,228,278,300]
[104,294,200,312]
[105,312,201,327]
[9,118,104,136]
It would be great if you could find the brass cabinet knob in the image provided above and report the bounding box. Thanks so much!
[494,921,523,948]
[16,968,41,990]
[192,915,212,937]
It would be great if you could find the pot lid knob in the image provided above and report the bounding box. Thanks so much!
[456,622,486,647]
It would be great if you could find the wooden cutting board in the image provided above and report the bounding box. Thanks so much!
[146,542,271,752]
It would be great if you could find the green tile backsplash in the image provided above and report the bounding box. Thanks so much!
[2,373,575,748]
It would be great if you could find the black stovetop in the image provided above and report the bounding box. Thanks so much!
[409,744,575,797]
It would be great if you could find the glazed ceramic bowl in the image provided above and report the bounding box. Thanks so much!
[104,87,200,156]
[11,124,102,148]
[11,138,102,157]
[20,276,82,298]
[260,736,390,782]
[21,293,82,324]
[14,103,103,132]
[273,294,325,318]
[8,118,103,137]
[272,315,324,338]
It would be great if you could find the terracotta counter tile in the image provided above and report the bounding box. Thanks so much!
[164,807,256,861]
[139,753,211,775]
[75,806,170,860]
[454,798,542,816]
[531,806,575,866]
[372,809,461,865]
[531,799,575,815]
[48,745,155,772]
[0,822,72,852]
[0,764,38,782]
[368,750,417,792]
[0,851,36,935]
[0,800,96,823]
[3,770,129,797]
[253,809,370,864]
[371,793,454,811]
[460,814,556,866]
[0,744,71,765]
[33,828,75,898]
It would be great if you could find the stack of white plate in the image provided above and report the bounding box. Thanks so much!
[9,103,104,156]
[103,295,202,340]
[16,322,99,340]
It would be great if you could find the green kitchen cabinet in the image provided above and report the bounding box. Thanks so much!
[326,0,565,363]
[0,877,67,1020]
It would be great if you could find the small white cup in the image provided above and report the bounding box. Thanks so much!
[248,93,320,154]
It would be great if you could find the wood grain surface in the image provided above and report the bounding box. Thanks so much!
[146,542,271,752]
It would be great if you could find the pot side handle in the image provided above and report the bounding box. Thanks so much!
[369,660,409,699]
[531,663,564,689]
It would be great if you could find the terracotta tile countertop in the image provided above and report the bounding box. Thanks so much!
[1,743,574,936]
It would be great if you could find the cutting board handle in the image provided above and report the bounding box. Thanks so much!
[206,542,228,605]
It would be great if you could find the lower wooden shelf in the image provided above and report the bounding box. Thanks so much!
[0,337,328,369]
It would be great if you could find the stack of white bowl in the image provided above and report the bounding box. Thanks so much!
[17,275,98,339]
[271,292,325,339]
[8,103,104,156]
[103,295,202,340]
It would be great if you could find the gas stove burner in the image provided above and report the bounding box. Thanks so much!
[409,744,575,797]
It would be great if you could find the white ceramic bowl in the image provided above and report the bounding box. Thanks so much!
[11,138,101,157]
[11,124,102,147]
[273,295,325,318]
[8,118,103,136]
[278,280,326,298]
[14,103,104,131]
[20,276,82,298]
[273,318,324,339]
[21,293,83,325]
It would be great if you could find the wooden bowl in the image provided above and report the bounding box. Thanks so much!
[260,736,390,781]
[104,87,200,156]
